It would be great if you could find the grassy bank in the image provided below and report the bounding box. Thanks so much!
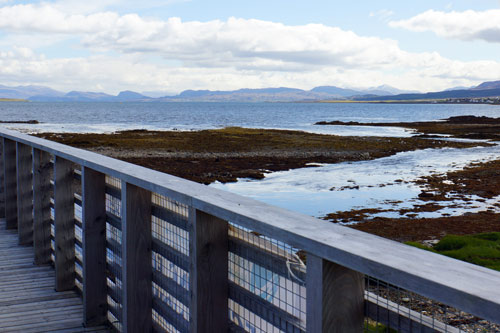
[407,232,500,271]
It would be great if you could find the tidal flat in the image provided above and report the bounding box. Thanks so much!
[36,127,486,184]
[36,125,499,243]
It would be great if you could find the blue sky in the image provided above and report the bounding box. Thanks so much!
[0,0,500,94]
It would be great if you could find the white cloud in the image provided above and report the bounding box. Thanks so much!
[0,4,411,70]
[0,3,499,93]
[389,9,500,43]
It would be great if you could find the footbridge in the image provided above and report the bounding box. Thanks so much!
[0,127,499,332]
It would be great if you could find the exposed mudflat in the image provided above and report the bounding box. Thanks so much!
[36,127,483,184]
[316,115,500,140]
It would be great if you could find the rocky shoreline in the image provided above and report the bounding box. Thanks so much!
[316,115,500,140]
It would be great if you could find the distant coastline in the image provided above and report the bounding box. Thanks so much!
[0,98,28,102]
[314,97,500,105]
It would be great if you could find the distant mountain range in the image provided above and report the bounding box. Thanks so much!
[1,81,499,102]
[355,80,500,101]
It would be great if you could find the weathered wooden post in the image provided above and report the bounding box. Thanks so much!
[0,138,4,219]
[16,142,33,245]
[3,138,18,229]
[82,167,107,326]
[189,208,228,333]
[121,181,152,332]
[306,254,365,333]
[54,156,75,291]
[33,148,52,265]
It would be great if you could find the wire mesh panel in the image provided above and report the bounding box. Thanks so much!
[73,166,83,294]
[151,193,190,333]
[228,223,307,333]
[105,176,123,332]
[364,276,500,332]
[49,160,55,264]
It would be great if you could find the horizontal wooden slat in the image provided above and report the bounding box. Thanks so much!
[152,296,189,333]
[152,270,190,307]
[105,184,121,199]
[75,237,82,249]
[229,236,306,283]
[74,169,82,181]
[229,281,304,333]
[74,193,82,207]
[107,297,122,322]
[106,212,121,231]
[107,284,122,304]
[106,260,123,281]
[151,204,188,231]
[106,238,122,257]
[152,238,189,272]
[75,217,82,229]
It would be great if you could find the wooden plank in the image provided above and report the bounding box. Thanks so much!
[0,297,82,315]
[121,181,152,333]
[82,167,107,327]
[0,271,54,282]
[49,326,111,333]
[3,138,17,229]
[54,156,75,291]
[0,291,77,307]
[0,304,82,321]
[1,128,500,324]
[0,139,4,218]
[0,317,86,331]
[189,208,228,333]
[33,148,52,264]
[306,254,364,333]
[16,142,33,245]
[0,277,53,288]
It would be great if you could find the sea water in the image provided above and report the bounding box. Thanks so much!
[1,101,500,135]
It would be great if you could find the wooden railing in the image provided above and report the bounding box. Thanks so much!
[1,127,499,333]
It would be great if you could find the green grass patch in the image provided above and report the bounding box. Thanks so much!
[406,232,500,271]
[364,320,398,332]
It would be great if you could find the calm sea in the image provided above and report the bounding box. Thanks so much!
[1,101,500,135]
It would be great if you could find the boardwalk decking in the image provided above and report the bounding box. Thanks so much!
[0,219,109,333]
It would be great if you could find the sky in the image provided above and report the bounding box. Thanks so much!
[0,0,500,95]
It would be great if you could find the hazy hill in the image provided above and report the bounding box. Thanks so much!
[1,80,499,102]
[310,86,360,97]
[356,87,500,101]
[471,80,500,90]
[0,85,64,99]
[30,90,150,102]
